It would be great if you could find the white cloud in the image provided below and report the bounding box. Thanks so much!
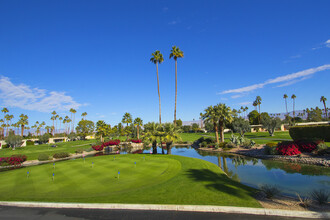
[0,76,81,112]
[168,21,178,25]
[220,64,330,94]
[326,39,330,48]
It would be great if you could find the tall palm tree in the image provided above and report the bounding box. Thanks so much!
[200,105,221,144]
[122,112,132,140]
[40,121,45,135]
[244,106,249,118]
[150,50,164,124]
[283,94,288,115]
[18,114,29,136]
[1,108,9,137]
[81,112,87,120]
[169,46,184,126]
[253,100,258,111]
[59,117,63,133]
[70,108,77,133]
[255,96,262,124]
[51,111,57,135]
[320,96,328,119]
[133,117,143,139]
[291,94,296,124]
[55,115,59,134]
[0,119,3,138]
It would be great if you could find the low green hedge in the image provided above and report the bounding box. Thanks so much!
[26,140,34,146]
[53,152,70,159]
[289,125,330,142]
[38,153,50,161]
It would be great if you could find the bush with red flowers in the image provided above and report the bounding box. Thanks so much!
[276,141,301,156]
[103,140,120,146]
[0,155,27,166]
[92,145,104,151]
[295,140,317,153]
[130,139,142,143]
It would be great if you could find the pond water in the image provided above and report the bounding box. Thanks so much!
[141,146,330,197]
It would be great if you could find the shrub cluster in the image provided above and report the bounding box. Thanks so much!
[75,148,84,154]
[38,153,50,161]
[276,142,301,156]
[0,155,27,166]
[289,125,330,142]
[53,152,70,159]
[264,143,278,155]
[295,140,317,153]
[130,139,142,143]
[315,142,330,155]
[26,140,34,146]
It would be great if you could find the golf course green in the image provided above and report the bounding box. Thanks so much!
[0,154,261,207]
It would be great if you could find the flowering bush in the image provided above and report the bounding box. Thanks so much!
[130,139,142,143]
[92,145,104,151]
[276,142,301,156]
[0,155,27,166]
[295,140,317,153]
[103,140,120,146]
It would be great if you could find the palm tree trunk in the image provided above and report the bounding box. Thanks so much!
[162,145,165,154]
[137,126,139,139]
[21,125,24,137]
[174,59,177,126]
[214,122,219,144]
[219,122,224,143]
[156,62,161,124]
[285,99,288,115]
[323,101,328,119]
[293,99,295,124]
[152,141,157,154]
[258,104,261,124]
[166,143,172,154]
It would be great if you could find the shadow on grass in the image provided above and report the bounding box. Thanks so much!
[186,169,256,199]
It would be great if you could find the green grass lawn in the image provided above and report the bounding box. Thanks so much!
[0,154,260,207]
[0,140,97,160]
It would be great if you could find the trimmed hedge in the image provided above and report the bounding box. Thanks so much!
[289,125,330,142]
[26,140,34,146]
[53,152,70,159]
[38,153,50,161]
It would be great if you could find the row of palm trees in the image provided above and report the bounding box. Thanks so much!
[150,46,184,126]
[0,107,88,138]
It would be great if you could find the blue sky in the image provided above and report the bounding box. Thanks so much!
[0,0,329,127]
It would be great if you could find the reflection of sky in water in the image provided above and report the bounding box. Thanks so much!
[145,146,330,197]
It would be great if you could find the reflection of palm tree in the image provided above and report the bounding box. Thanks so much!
[222,157,229,175]
[217,156,222,169]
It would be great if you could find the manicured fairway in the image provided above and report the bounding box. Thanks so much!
[0,154,260,207]
[0,140,96,160]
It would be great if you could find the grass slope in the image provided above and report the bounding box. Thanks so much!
[0,154,260,207]
[0,140,96,160]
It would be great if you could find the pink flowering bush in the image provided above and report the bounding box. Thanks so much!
[130,139,142,143]
[0,155,27,166]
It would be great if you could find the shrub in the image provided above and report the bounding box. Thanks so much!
[75,148,84,154]
[295,140,317,153]
[26,140,34,146]
[0,155,27,166]
[260,184,281,199]
[296,193,312,208]
[276,141,301,156]
[226,142,237,148]
[53,152,70,159]
[310,189,329,205]
[1,144,8,149]
[92,145,104,151]
[103,140,120,146]
[218,142,228,148]
[130,139,142,143]
[38,153,50,161]
[289,125,330,142]
[85,147,94,152]
[266,142,278,147]
[264,145,277,155]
